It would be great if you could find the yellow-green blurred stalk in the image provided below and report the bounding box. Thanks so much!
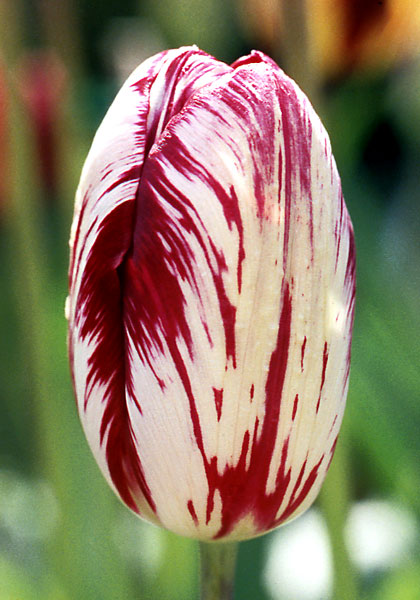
[319,429,358,600]
[199,541,238,600]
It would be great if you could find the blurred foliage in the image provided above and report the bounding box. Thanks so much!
[0,0,419,599]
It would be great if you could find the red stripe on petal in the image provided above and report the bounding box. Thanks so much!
[321,342,329,391]
[326,437,339,470]
[213,388,224,421]
[224,186,245,293]
[250,383,255,402]
[278,454,325,524]
[207,430,251,533]
[187,499,199,526]
[207,284,293,538]
[344,220,356,384]
[334,192,345,271]
[300,336,307,372]
[316,342,329,414]
[292,394,299,421]
[329,415,339,436]
[345,220,356,293]
[71,201,156,514]
[76,203,133,402]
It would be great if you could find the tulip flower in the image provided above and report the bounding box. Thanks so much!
[67,46,355,543]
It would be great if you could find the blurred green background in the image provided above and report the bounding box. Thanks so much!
[1,1,420,599]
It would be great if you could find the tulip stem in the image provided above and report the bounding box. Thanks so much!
[199,541,238,600]
[319,432,358,599]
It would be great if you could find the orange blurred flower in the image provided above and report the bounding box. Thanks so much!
[239,0,420,77]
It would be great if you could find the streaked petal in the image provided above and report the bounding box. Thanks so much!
[68,48,355,541]
[118,53,354,539]
[68,46,232,518]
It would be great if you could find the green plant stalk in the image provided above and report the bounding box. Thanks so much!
[199,541,238,600]
[319,430,358,600]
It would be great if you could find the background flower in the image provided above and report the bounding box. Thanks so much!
[239,0,420,77]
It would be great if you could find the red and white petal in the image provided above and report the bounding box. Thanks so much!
[117,55,354,539]
[68,47,232,520]
[69,47,355,541]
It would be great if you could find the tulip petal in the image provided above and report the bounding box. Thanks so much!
[119,54,354,539]
[68,48,355,541]
[68,47,232,518]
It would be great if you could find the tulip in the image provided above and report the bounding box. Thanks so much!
[67,46,355,542]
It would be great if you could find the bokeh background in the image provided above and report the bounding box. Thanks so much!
[1,1,420,599]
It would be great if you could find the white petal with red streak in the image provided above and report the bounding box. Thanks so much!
[121,59,354,538]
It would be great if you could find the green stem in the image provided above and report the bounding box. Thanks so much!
[319,431,358,600]
[199,541,238,600]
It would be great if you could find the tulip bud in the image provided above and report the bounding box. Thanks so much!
[67,46,355,541]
